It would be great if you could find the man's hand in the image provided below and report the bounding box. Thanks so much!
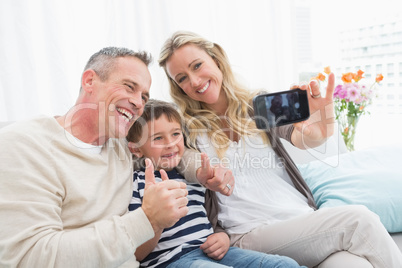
[196,153,234,196]
[141,159,189,233]
[200,232,230,260]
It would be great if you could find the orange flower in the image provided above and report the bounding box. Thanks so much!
[342,72,354,83]
[354,69,364,82]
[323,66,331,75]
[359,106,364,111]
[376,74,384,83]
[344,127,349,134]
[316,73,326,81]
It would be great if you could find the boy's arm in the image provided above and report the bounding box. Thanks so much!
[200,193,231,260]
[134,229,163,261]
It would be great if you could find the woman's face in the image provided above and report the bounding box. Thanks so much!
[166,44,223,106]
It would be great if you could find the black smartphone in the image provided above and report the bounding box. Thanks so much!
[253,88,310,129]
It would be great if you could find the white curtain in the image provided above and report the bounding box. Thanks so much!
[0,0,297,121]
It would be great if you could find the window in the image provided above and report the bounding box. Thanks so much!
[387,94,395,100]
[376,64,383,73]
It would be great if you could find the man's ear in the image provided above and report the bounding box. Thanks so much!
[128,141,144,158]
[81,69,96,93]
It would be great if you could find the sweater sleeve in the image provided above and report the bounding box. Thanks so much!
[54,209,154,268]
[0,121,154,268]
[277,124,294,144]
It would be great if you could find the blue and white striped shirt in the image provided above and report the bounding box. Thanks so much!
[129,168,213,268]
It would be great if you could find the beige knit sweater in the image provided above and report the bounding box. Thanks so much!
[0,116,153,268]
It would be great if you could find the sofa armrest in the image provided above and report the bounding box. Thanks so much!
[0,121,13,129]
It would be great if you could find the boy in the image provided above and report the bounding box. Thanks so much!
[126,99,305,268]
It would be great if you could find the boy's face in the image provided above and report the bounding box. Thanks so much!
[137,114,185,171]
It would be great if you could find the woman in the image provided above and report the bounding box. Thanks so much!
[158,31,402,267]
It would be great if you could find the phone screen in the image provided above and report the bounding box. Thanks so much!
[253,88,310,129]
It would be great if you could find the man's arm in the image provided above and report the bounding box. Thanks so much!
[133,163,189,261]
[0,129,187,267]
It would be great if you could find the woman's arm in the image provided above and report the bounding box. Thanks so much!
[177,149,234,196]
[176,148,201,183]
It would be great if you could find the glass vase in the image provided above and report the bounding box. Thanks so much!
[342,115,360,151]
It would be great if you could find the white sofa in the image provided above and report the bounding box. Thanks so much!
[0,121,12,129]
[1,121,401,252]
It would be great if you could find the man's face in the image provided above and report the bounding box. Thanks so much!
[93,57,151,140]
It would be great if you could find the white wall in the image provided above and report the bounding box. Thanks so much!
[0,0,298,122]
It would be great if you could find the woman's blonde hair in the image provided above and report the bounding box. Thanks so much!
[158,31,266,158]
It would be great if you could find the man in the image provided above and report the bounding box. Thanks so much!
[0,47,188,267]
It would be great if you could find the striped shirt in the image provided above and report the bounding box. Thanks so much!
[129,168,213,268]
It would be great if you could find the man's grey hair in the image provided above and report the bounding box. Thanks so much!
[83,47,153,81]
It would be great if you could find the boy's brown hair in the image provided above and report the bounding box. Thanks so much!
[127,99,184,144]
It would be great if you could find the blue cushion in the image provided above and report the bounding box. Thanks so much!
[297,144,402,233]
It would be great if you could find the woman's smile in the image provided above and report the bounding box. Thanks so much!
[197,81,210,94]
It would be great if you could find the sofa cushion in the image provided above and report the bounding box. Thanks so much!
[297,144,402,233]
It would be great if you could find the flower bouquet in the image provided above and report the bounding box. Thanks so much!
[314,68,383,151]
